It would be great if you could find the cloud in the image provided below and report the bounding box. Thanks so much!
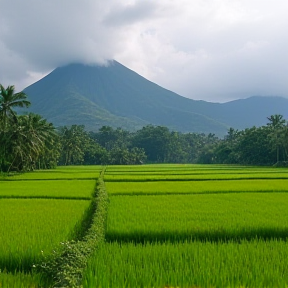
[104,2,158,26]
[1,1,115,69]
[0,0,288,101]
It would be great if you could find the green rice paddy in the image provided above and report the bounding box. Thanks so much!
[0,271,44,288]
[84,164,288,288]
[104,172,288,181]
[8,165,102,180]
[0,166,100,287]
[0,199,91,271]
[106,193,288,242]
[106,179,288,195]
[0,179,95,199]
[104,164,288,181]
[83,240,288,288]
[1,164,288,287]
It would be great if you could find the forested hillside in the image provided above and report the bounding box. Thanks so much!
[23,61,288,136]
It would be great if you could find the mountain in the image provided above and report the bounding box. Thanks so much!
[23,61,288,136]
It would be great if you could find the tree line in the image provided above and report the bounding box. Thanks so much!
[1,84,287,172]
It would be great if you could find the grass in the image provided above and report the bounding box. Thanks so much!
[0,180,95,199]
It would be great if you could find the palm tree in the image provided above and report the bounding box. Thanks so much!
[58,125,88,165]
[10,113,57,171]
[0,85,31,171]
[267,114,286,163]
[2,113,58,172]
[0,84,31,129]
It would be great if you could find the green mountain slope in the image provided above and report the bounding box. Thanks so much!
[23,61,288,135]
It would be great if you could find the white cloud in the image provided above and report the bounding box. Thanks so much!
[0,0,288,102]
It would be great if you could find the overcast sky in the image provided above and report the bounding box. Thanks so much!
[1,0,287,102]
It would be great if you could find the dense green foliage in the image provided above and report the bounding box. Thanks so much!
[57,125,147,166]
[58,119,288,166]
[1,83,288,170]
[0,85,59,172]
[211,116,288,165]
[84,119,288,165]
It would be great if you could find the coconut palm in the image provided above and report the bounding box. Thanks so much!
[7,113,58,172]
[267,114,286,163]
[0,84,31,129]
[58,125,89,165]
[1,113,58,172]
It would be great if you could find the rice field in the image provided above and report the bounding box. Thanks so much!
[104,164,288,181]
[106,193,288,242]
[0,199,91,271]
[105,164,272,172]
[104,172,288,181]
[83,164,288,288]
[0,179,95,199]
[0,166,99,200]
[8,165,102,180]
[0,165,100,287]
[1,164,288,287]
[106,179,288,195]
[0,271,45,288]
[83,240,288,288]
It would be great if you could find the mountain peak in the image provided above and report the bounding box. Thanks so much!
[23,61,288,136]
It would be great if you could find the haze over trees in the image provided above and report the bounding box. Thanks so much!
[1,84,288,172]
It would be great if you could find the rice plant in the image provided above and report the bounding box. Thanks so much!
[105,164,288,182]
[0,179,95,199]
[8,165,102,180]
[106,179,288,195]
[104,172,288,181]
[106,193,288,242]
[0,271,45,288]
[0,199,91,272]
[83,240,288,288]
